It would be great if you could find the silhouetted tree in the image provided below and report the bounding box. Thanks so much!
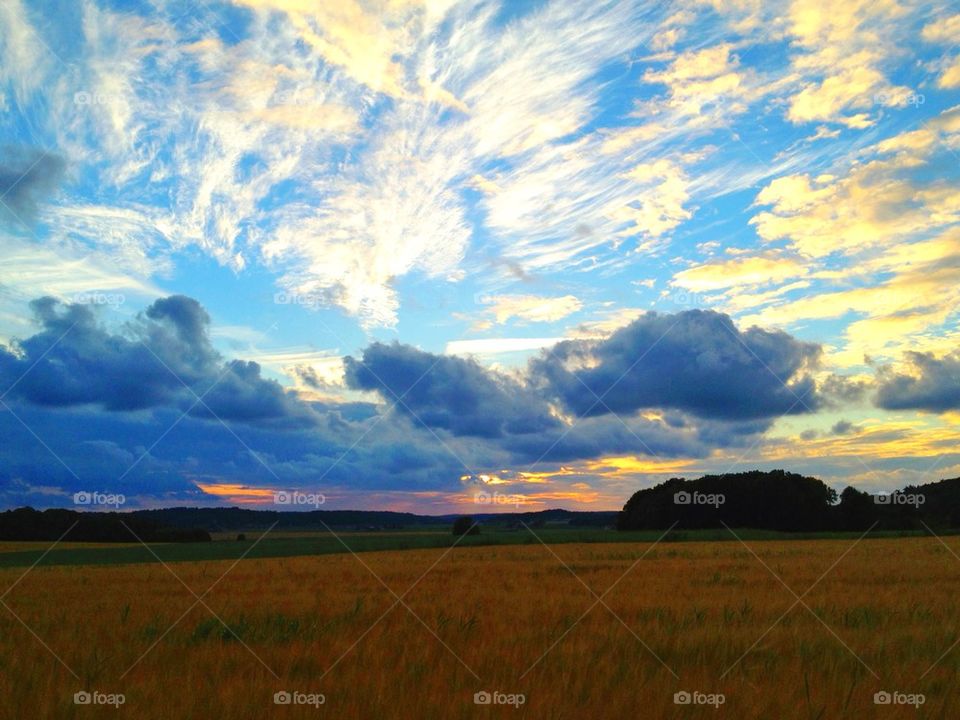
[452,516,480,536]
[834,486,876,530]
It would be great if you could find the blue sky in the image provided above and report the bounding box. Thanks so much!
[0,0,959,512]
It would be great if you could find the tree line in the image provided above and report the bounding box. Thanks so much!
[617,469,960,532]
[0,507,211,542]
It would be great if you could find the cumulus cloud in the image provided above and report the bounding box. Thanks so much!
[0,294,860,507]
[530,309,822,421]
[344,341,560,439]
[0,295,313,425]
[876,350,960,413]
[782,0,913,128]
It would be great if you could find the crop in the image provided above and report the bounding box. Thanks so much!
[0,536,957,718]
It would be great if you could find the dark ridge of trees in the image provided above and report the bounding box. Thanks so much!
[131,507,443,531]
[0,506,620,537]
[901,477,960,528]
[119,507,618,531]
[0,508,211,543]
[617,470,960,532]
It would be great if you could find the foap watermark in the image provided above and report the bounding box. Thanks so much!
[873,90,925,108]
[72,291,125,308]
[473,690,525,708]
[274,490,326,509]
[273,690,325,708]
[874,492,925,508]
[674,490,724,508]
[73,90,128,109]
[662,288,708,308]
[273,291,327,309]
[74,691,125,708]
[73,491,126,509]
[270,88,326,107]
[475,490,526,509]
[674,690,725,708]
[874,691,925,708]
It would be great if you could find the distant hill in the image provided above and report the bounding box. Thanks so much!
[132,506,618,532]
[0,506,618,542]
[617,470,960,532]
[0,507,211,543]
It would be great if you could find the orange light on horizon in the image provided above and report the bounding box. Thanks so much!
[194,481,277,506]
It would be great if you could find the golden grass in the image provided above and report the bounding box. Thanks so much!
[1,537,958,718]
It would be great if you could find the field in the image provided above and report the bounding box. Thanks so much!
[2,534,959,719]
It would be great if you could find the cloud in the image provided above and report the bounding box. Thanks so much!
[0,295,313,425]
[232,0,452,102]
[819,374,869,405]
[672,254,807,292]
[475,293,583,326]
[256,0,664,325]
[739,229,960,366]
[0,235,163,341]
[500,412,734,464]
[750,158,959,259]
[613,157,697,244]
[876,350,960,413]
[530,309,822,421]
[783,0,912,128]
[921,12,960,43]
[641,43,755,119]
[730,107,960,367]
[0,294,868,507]
[344,341,560,439]
[0,0,51,105]
[937,56,960,89]
[0,147,66,221]
[921,12,960,88]
[830,420,858,435]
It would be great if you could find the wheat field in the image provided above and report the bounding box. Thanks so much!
[1,536,958,719]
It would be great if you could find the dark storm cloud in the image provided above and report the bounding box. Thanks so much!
[876,350,960,412]
[0,295,312,425]
[0,297,834,508]
[343,342,560,438]
[0,400,467,507]
[0,147,66,220]
[500,413,765,464]
[529,310,822,421]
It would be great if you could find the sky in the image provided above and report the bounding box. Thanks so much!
[0,0,958,513]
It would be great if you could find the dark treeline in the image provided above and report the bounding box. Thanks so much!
[124,507,617,531]
[0,508,211,543]
[0,506,618,540]
[617,469,960,532]
[133,507,440,531]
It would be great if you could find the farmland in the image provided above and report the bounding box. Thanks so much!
[1,535,959,718]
